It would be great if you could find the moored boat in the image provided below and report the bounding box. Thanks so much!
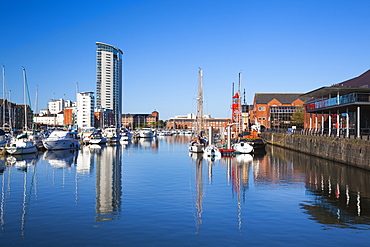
[5,138,38,155]
[120,129,132,141]
[42,130,80,150]
[138,128,154,138]
[231,139,254,154]
[89,131,107,145]
[189,68,207,153]
[103,128,120,143]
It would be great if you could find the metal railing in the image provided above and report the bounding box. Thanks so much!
[265,127,370,140]
[306,92,370,111]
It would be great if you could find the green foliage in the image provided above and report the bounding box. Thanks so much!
[292,106,304,125]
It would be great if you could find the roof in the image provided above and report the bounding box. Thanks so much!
[335,69,370,87]
[302,69,370,98]
[96,42,123,54]
[255,93,310,104]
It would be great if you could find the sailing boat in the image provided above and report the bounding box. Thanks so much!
[230,72,253,154]
[189,68,207,153]
[5,68,37,155]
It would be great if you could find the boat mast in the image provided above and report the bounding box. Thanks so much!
[238,72,242,133]
[23,68,27,131]
[196,68,204,135]
[2,66,5,129]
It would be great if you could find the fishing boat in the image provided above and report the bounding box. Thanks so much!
[237,127,266,151]
[189,68,208,153]
[42,130,80,150]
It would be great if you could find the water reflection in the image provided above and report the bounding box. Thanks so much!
[189,153,204,235]
[268,145,370,229]
[94,145,122,222]
[43,150,77,168]
[6,153,38,170]
[0,137,370,245]
[131,138,159,150]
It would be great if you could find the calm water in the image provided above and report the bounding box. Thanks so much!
[1,135,370,246]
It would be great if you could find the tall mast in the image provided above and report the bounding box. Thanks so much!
[23,68,27,131]
[196,68,204,134]
[35,85,38,115]
[2,66,5,129]
[238,72,242,133]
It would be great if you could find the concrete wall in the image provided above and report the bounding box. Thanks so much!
[260,132,370,170]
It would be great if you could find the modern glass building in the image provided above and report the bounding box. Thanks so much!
[96,42,123,127]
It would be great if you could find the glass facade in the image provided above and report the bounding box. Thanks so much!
[96,42,123,127]
[270,106,299,129]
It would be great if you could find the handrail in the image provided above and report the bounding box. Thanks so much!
[264,127,370,140]
[305,92,370,111]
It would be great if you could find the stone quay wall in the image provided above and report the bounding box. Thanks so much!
[260,132,370,170]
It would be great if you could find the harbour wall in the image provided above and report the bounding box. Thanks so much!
[260,132,370,170]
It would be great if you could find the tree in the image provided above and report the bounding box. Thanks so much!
[292,106,304,127]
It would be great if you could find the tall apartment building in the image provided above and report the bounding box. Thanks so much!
[48,98,65,114]
[77,92,95,129]
[96,42,123,128]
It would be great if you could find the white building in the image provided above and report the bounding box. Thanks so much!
[48,98,65,114]
[77,92,94,129]
[34,113,64,126]
[96,42,123,127]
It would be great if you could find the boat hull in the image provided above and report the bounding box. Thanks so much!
[231,141,254,154]
[139,131,153,138]
[5,145,37,155]
[43,139,79,150]
[89,138,107,145]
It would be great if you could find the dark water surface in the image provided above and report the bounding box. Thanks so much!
[1,135,370,246]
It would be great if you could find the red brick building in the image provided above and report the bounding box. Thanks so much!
[250,93,309,130]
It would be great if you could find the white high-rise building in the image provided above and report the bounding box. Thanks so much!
[77,92,94,128]
[48,98,64,114]
[96,42,123,127]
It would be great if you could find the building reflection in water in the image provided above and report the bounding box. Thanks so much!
[267,145,370,229]
[94,145,122,222]
[77,146,94,174]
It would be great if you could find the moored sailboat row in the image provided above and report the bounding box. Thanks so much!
[188,70,265,158]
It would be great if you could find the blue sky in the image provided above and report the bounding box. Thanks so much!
[1,0,369,120]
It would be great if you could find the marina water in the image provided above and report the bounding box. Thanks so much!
[1,135,370,246]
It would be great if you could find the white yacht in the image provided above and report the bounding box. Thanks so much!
[103,128,120,143]
[42,130,80,150]
[120,128,132,141]
[231,139,254,154]
[89,131,107,145]
[138,128,153,138]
